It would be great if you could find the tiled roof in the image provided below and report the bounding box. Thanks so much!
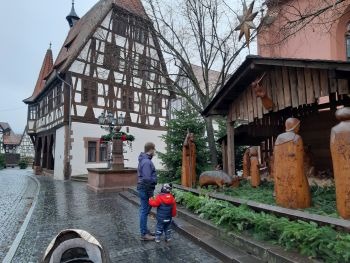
[3,132,22,145]
[0,122,10,132]
[0,123,27,145]
[203,55,350,116]
[115,0,147,18]
[25,0,149,103]
[53,0,148,73]
[0,122,22,145]
[24,48,53,103]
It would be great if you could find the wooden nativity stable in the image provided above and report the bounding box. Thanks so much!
[203,55,350,178]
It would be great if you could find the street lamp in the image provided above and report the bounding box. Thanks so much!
[97,111,125,170]
[98,111,125,133]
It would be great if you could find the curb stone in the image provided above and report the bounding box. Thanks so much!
[127,187,320,263]
[120,189,262,263]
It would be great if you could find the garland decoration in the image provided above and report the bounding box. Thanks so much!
[100,131,135,143]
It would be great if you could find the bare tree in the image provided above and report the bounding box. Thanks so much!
[142,0,349,166]
[143,0,255,166]
[259,0,350,45]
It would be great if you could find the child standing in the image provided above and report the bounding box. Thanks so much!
[149,183,177,243]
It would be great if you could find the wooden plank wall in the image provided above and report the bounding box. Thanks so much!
[229,66,349,123]
[301,110,338,171]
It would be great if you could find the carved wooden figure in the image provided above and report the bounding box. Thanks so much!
[330,107,350,219]
[249,147,260,187]
[181,132,197,187]
[252,74,274,111]
[273,118,311,209]
[242,148,250,178]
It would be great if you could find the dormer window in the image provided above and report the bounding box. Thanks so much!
[346,23,350,61]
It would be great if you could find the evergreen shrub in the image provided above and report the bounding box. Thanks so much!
[174,189,350,263]
[158,107,209,183]
[18,159,28,169]
[0,154,5,169]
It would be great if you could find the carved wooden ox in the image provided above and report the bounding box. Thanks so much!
[199,171,239,188]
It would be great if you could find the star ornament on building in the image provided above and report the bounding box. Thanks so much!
[235,0,258,48]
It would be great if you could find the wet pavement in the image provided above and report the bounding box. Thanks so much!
[12,175,221,262]
[0,168,37,261]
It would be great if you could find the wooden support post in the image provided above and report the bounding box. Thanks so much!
[47,134,55,170]
[46,135,51,170]
[33,137,43,175]
[226,121,235,176]
[42,136,48,169]
[221,140,228,173]
[63,124,71,180]
[34,138,41,167]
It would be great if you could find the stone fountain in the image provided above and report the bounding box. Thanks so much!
[87,112,137,193]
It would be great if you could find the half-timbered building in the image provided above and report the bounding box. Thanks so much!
[0,122,11,154]
[18,126,35,160]
[0,122,22,154]
[0,123,34,165]
[24,0,172,180]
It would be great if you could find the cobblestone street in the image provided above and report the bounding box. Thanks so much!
[0,168,37,261]
[12,175,220,262]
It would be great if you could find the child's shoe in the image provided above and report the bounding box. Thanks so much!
[155,236,161,243]
[165,230,172,242]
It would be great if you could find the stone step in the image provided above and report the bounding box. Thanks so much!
[125,188,319,263]
[175,206,319,263]
[119,190,262,263]
[42,169,54,177]
[71,175,88,182]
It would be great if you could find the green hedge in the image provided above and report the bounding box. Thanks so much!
[18,159,28,169]
[223,180,338,217]
[173,189,350,263]
[0,154,4,169]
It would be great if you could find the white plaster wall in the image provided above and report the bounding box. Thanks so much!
[54,126,65,180]
[123,126,166,169]
[69,122,166,176]
[70,122,108,176]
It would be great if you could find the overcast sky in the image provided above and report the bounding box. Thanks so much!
[0,1,97,133]
[0,0,256,133]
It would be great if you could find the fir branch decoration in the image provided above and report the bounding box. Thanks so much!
[100,132,135,142]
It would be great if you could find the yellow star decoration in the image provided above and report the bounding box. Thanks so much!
[235,0,258,48]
